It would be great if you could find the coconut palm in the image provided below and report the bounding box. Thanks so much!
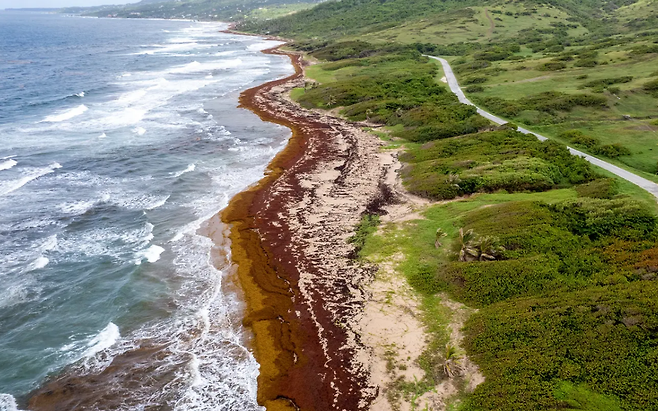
[456,228,479,262]
[442,344,461,378]
[475,235,505,261]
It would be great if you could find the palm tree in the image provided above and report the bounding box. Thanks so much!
[456,228,479,262]
[442,344,461,378]
[454,228,504,262]
[475,236,505,261]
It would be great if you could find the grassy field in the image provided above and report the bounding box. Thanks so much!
[246,2,316,20]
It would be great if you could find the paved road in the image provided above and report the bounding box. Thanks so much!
[428,55,658,199]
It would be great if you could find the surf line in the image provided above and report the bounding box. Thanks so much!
[217,44,377,410]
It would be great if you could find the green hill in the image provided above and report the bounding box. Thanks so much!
[62,0,320,22]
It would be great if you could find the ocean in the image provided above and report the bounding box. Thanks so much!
[0,11,293,410]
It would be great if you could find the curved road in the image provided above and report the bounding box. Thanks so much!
[428,55,658,199]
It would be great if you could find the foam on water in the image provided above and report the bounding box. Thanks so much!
[135,244,165,265]
[172,164,195,178]
[0,159,17,171]
[0,394,22,411]
[0,162,62,197]
[168,59,242,74]
[83,323,121,358]
[0,15,293,409]
[40,104,88,122]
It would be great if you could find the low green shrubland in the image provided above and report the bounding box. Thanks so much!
[400,129,594,200]
[472,92,607,118]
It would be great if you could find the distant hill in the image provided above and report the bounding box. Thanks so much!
[239,0,657,40]
[61,0,322,22]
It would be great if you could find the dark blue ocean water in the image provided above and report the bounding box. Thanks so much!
[0,11,292,410]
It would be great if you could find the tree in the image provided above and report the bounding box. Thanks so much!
[442,344,462,378]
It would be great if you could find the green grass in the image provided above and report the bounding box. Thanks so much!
[289,87,305,101]
[554,381,624,411]
[450,36,658,179]
[246,2,316,20]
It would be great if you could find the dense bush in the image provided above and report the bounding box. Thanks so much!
[463,283,658,411]
[401,130,595,199]
[574,58,598,67]
[538,61,567,71]
[546,198,656,239]
[644,78,658,96]
[463,76,488,85]
[584,76,633,88]
[575,178,618,199]
[465,85,484,93]
[593,143,632,158]
[475,92,607,117]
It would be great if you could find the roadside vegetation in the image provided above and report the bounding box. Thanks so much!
[243,0,658,409]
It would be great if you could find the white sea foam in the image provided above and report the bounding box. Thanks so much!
[83,323,120,358]
[116,89,148,105]
[29,256,49,270]
[172,164,195,178]
[99,133,107,138]
[134,42,213,55]
[0,159,17,171]
[168,59,242,74]
[132,126,147,136]
[57,199,97,215]
[135,244,165,265]
[76,91,85,97]
[247,41,285,52]
[0,393,22,411]
[0,162,62,197]
[40,104,88,123]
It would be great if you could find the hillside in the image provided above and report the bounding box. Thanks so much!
[240,0,658,410]
[61,0,320,22]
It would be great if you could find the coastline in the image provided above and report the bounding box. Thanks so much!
[217,46,396,410]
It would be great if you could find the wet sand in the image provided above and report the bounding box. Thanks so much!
[218,46,396,410]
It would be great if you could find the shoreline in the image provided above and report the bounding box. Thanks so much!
[217,45,396,409]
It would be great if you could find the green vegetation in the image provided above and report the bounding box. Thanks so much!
[240,0,658,178]
[62,0,319,22]
[279,36,658,409]
[241,0,658,409]
[347,214,380,259]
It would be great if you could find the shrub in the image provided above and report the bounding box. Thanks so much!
[575,178,618,199]
[445,255,562,306]
[593,143,632,158]
[584,76,633,88]
[463,76,488,85]
[465,85,484,93]
[538,61,567,71]
[643,79,658,95]
[546,198,657,239]
[574,58,598,67]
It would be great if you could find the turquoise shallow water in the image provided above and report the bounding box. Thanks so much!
[0,11,292,410]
